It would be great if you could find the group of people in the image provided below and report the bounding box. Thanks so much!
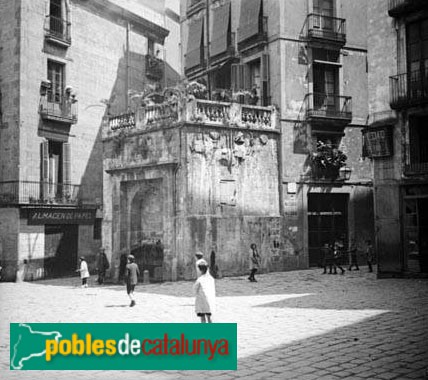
[76,243,262,321]
[321,239,375,275]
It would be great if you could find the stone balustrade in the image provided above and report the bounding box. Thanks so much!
[103,98,277,139]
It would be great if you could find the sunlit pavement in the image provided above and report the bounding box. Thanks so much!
[1,267,427,380]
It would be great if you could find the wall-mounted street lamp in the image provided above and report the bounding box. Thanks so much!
[339,166,352,181]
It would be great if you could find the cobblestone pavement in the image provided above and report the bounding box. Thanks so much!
[1,267,427,380]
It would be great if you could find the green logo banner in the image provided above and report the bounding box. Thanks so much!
[10,323,237,370]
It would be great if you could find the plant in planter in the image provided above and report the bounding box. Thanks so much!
[310,140,347,180]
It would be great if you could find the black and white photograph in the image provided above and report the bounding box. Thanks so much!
[0,0,427,378]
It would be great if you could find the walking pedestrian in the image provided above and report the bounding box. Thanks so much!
[248,243,261,282]
[125,254,140,307]
[76,257,90,288]
[118,251,128,284]
[193,259,216,323]
[348,239,360,271]
[333,241,346,274]
[96,247,110,285]
[195,252,205,278]
[321,242,334,274]
[366,239,375,273]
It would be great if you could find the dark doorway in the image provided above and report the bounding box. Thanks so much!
[418,198,428,273]
[44,224,78,277]
[308,193,349,267]
[131,242,164,282]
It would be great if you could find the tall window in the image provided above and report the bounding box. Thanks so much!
[409,116,428,167]
[47,60,65,103]
[407,19,428,99]
[313,0,333,30]
[313,63,338,111]
[49,0,63,35]
[41,140,71,199]
[147,39,155,56]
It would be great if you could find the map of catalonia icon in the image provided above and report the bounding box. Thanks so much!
[10,324,62,370]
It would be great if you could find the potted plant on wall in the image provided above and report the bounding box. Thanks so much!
[310,140,347,180]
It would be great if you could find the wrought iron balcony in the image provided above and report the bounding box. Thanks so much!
[39,94,78,124]
[388,0,427,17]
[306,14,346,46]
[305,93,352,124]
[0,181,81,206]
[44,15,71,47]
[390,70,428,109]
[404,162,428,175]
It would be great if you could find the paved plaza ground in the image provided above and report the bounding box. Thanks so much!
[0,267,427,380]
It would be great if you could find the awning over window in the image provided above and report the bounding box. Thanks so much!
[186,18,204,69]
[210,2,231,57]
[238,0,261,43]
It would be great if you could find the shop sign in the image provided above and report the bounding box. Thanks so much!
[362,126,393,158]
[28,209,96,225]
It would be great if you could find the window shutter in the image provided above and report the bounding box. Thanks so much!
[243,64,251,91]
[41,141,49,200]
[262,53,270,106]
[231,64,239,92]
[62,142,71,198]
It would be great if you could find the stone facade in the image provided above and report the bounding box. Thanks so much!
[103,98,281,280]
[179,0,374,272]
[0,0,179,280]
[367,0,428,276]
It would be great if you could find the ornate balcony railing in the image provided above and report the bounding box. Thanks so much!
[0,181,81,205]
[306,14,346,45]
[305,93,352,123]
[39,94,78,124]
[44,15,71,46]
[103,99,278,139]
[389,70,428,109]
[388,0,427,17]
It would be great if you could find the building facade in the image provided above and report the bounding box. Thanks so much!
[0,0,179,280]
[366,0,428,276]
[179,0,374,273]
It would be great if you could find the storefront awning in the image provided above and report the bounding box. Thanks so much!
[186,18,204,69]
[210,2,231,57]
[238,0,261,43]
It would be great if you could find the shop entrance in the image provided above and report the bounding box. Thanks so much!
[308,193,349,267]
[404,197,428,273]
[44,224,78,277]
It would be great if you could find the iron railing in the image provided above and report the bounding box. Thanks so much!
[0,181,81,205]
[306,14,346,45]
[388,0,426,17]
[44,15,71,45]
[390,70,428,109]
[305,93,352,121]
[404,162,428,174]
[39,94,78,124]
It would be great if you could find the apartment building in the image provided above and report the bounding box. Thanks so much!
[366,0,428,276]
[0,0,179,281]
[179,0,374,272]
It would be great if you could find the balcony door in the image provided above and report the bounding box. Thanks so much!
[41,140,71,202]
[407,18,428,102]
[49,0,63,36]
[313,63,339,115]
[313,0,333,31]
